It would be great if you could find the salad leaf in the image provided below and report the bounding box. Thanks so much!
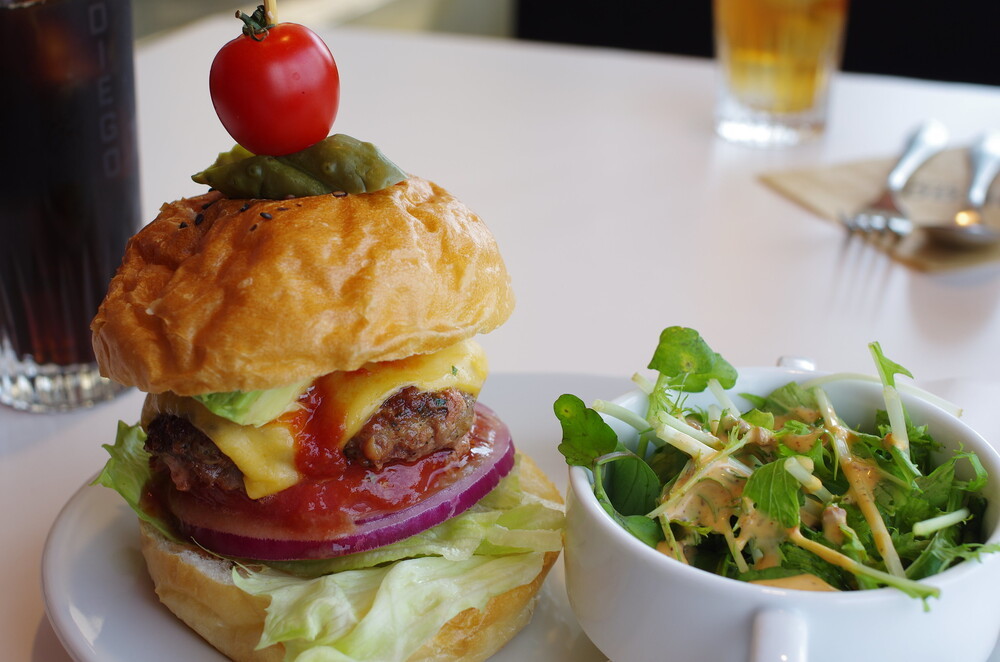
[868,342,919,478]
[744,459,803,528]
[952,450,989,492]
[601,504,665,548]
[647,327,737,392]
[754,382,819,418]
[742,408,775,430]
[600,452,661,516]
[556,394,662,545]
[869,341,913,389]
[918,455,963,510]
[554,394,618,466]
[648,444,690,484]
[934,541,1000,566]
[906,530,961,580]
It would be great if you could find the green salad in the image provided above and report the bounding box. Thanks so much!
[556,327,999,601]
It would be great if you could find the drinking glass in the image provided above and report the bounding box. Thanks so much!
[0,0,139,411]
[713,0,849,147]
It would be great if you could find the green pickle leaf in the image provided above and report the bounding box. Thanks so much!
[192,134,407,199]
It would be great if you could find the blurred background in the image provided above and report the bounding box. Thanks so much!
[134,0,513,42]
[137,0,999,86]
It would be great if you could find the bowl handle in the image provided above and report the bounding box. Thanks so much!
[751,608,808,662]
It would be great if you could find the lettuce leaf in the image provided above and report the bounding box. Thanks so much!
[236,456,563,661]
[236,553,545,662]
[234,455,562,661]
[91,421,177,541]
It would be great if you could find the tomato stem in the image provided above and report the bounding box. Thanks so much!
[235,4,274,41]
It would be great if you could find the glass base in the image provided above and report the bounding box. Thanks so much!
[714,91,826,148]
[0,352,129,412]
[716,115,824,147]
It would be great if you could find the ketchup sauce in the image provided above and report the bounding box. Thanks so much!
[157,393,501,542]
[287,376,349,479]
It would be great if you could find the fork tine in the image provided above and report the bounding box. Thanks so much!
[838,121,949,243]
[839,212,875,233]
[867,214,890,234]
[840,211,913,240]
[885,215,914,236]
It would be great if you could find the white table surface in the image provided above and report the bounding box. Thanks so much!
[5,13,1000,661]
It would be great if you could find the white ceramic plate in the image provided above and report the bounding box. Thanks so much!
[41,373,627,662]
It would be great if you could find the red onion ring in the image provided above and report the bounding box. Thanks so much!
[178,404,515,560]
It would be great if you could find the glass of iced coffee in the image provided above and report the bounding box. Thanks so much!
[0,0,139,411]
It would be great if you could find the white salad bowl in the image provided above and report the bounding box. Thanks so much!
[565,367,1000,662]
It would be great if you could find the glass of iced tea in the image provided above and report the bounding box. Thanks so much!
[713,0,849,147]
[0,0,139,411]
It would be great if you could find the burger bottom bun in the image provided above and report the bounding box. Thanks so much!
[139,453,563,662]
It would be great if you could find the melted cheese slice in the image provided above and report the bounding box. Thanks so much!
[142,339,488,499]
[142,392,300,499]
[320,338,488,446]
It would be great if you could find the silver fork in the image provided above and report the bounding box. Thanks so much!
[841,120,950,237]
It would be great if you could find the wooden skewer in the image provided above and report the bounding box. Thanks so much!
[264,0,278,24]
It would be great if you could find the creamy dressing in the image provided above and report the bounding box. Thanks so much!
[741,424,776,450]
[799,498,823,529]
[659,463,745,532]
[652,393,902,582]
[654,420,789,563]
[780,429,823,454]
[821,505,848,546]
[735,506,786,569]
[775,406,822,426]
[842,456,882,501]
[826,415,903,576]
[750,573,840,592]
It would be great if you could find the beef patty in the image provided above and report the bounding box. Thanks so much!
[344,386,476,469]
[145,414,245,492]
[144,387,477,493]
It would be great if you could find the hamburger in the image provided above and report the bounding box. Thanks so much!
[91,172,565,662]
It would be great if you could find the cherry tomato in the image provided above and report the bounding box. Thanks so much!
[210,22,340,156]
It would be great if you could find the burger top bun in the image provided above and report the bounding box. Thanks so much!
[92,177,514,395]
